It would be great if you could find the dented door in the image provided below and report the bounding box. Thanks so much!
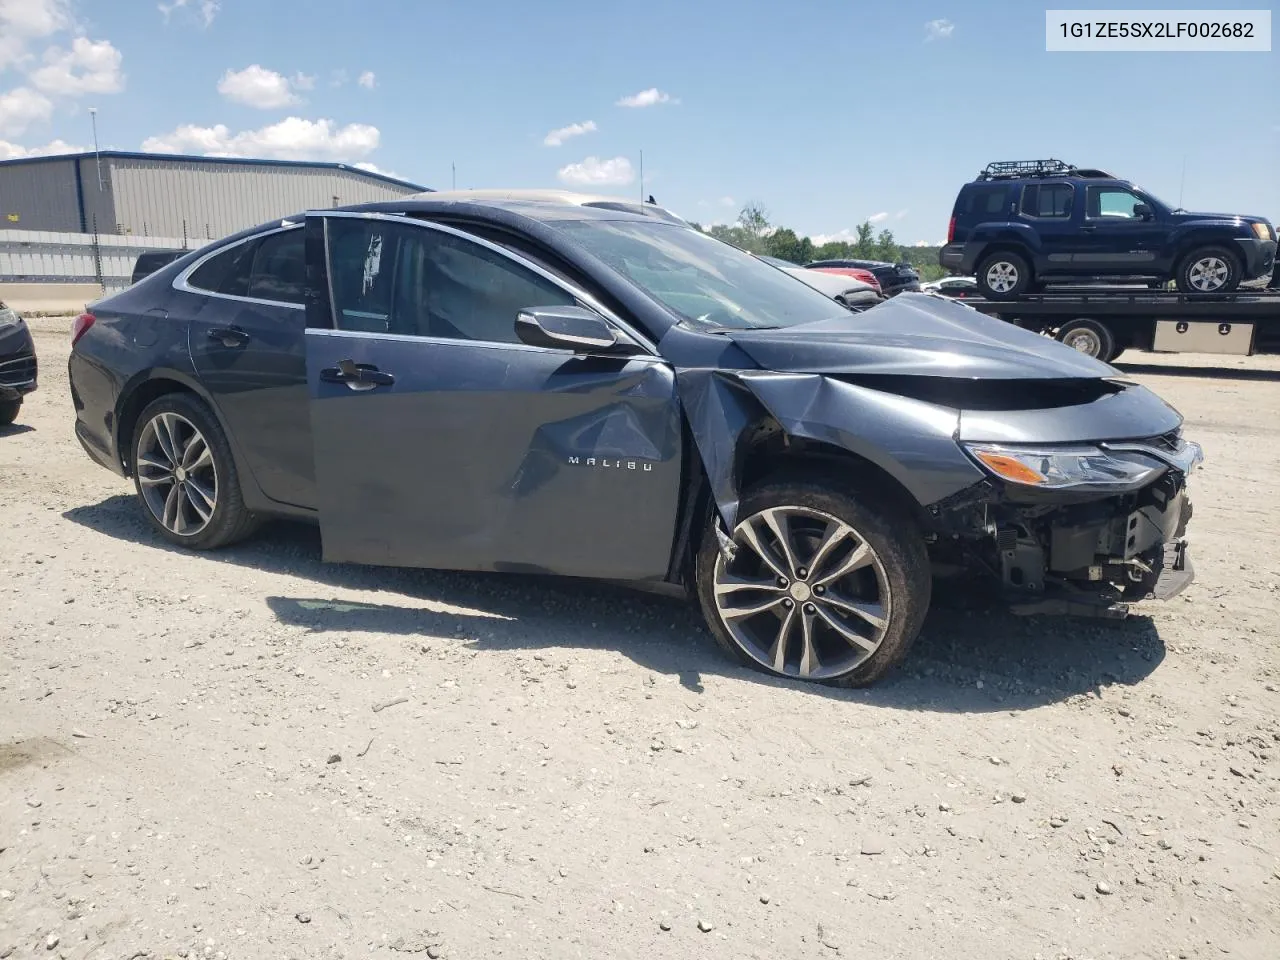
[304,213,684,580]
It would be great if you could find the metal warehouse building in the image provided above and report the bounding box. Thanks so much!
[0,151,428,241]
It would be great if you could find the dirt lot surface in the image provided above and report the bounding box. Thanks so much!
[3,316,1278,960]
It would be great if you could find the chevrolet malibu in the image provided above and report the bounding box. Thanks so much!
[68,193,1202,686]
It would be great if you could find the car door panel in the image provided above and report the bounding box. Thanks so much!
[307,331,683,579]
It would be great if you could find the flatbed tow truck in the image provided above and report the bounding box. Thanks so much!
[959,286,1280,362]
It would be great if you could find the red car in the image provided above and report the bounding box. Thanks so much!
[808,266,882,295]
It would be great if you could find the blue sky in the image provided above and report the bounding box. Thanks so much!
[1,0,1276,245]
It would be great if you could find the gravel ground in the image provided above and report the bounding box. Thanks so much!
[2,316,1278,960]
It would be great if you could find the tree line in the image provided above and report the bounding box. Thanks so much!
[687,202,948,281]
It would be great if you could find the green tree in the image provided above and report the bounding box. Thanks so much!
[874,228,900,263]
[765,227,814,265]
[736,201,771,253]
[852,221,876,259]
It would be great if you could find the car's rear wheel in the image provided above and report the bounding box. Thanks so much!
[696,479,931,687]
[131,393,258,549]
[0,399,20,427]
[1056,318,1117,362]
[976,251,1032,300]
[1176,246,1241,294]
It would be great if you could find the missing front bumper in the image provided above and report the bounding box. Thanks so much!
[1150,538,1193,601]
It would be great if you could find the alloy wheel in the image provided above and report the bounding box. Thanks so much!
[711,506,892,680]
[985,261,1019,293]
[1187,256,1229,292]
[136,412,218,536]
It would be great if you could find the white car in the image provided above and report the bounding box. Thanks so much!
[756,255,882,311]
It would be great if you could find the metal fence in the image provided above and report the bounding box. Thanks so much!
[0,229,191,293]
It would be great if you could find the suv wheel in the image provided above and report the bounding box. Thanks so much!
[1056,318,1116,362]
[0,399,20,427]
[976,251,1031,299]
[131,393,259,550]
[1176,246,1241,294]
[696,478,931,687]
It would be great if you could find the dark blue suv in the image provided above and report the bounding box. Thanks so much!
[940,160,1277,300]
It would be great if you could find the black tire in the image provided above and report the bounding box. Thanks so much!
[976,250,1032,300]
[695,477,931,687]
[1175,245,1241,294]
[1056,318,1116,362]
[0,399,19,427]
[130,392,259,549]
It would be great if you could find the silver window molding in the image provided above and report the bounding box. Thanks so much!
[173,223,306,311]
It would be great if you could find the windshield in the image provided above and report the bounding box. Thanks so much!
[757,255,797,269]
[555,219,847,331]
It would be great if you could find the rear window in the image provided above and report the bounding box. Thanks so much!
[958,185,1008,217]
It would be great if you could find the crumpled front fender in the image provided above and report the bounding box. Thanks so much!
[675,369,985,529]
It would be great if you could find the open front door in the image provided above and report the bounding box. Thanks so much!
[301,212,684,581]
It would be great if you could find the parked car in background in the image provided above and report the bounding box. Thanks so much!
[132,250,189,285]
[922,276,979,299]
[940,159,1277,299]
[805,265,882,294]
[0,301,37,427]
[756,254,882,310]
[69,193,1202,687]
[805,259,921,297]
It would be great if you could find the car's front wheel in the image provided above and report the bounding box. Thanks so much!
[696,478,931,686]
[0,399,20,427]
[131,393,258,549]
[1176,246,1241,293]
[976,250,1032,299]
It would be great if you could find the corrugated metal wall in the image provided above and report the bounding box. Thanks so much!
[109,158,420,240]
[0,229,190,292]
[0,157,85,232]
[0,155,421,240]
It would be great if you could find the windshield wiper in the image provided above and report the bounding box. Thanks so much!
[701,325,781,334]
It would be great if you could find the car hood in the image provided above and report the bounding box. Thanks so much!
[720,292,1113,380]
[1169,210,1270,225]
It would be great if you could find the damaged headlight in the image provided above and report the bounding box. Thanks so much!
[963,442,1166,491]
[0,305,21,331]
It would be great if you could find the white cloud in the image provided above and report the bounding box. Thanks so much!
[542,120,596,147]
[159,0,219,28]
[894,209,909,220]
[719,196,736,208]
[354,160,406,181]
[0,136,83,160]
[0,87,54,136]
[809,229,859,246]
[615,87,673,108]
[914,239,946,247]
[217,65,303,109]
[557,155,635,187]
[357,71,376,90]
[868,211,889,223]
[293,72,316,92]
[924,18,954,41]
[329,69,349,88]
[28,37,124,97]
[141,116,380,161]
[0,0,72,63]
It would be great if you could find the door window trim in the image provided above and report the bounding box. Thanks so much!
[173,223,306,311]
[1084,186,1148,222]
[311,210,659,356]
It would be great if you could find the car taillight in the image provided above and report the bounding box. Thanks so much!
[71,312,96,346]
[947,216,956,244]
[853,269,881,292]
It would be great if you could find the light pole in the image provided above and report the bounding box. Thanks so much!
[88,107,103,191]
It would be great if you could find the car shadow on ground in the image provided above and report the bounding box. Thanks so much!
[63,495,1166,714]
[1114,361,1280,383]
[0,422,35,437]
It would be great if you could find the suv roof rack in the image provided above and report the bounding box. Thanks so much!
[977,160,1114,181]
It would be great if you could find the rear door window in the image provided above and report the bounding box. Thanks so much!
[187,240,256,297]
[247,229,305,304]
[1020,183,1073,218]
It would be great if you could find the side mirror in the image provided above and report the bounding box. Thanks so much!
[1133,202,1153,220]
[515,305,621,353]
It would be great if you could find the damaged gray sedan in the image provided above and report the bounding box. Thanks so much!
[69,194,1201,686]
